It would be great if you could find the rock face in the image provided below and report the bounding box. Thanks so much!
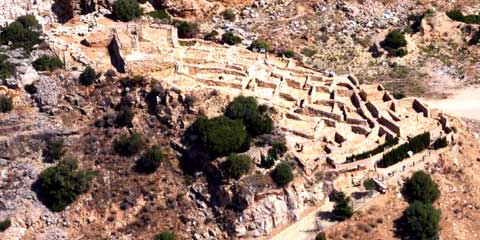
[234,181,324,237]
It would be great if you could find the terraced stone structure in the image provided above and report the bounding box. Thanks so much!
[45,18,453,237]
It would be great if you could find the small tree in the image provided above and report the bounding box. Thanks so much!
[112,0,143,22]
[221,32,242,45]
[278,49,295,58]
[79,66,96,86]
[148,9,171,23]
[269,142,287,159]
[404,171,440,204]
[382,30,408,57]
[114,132,145,156]
[260,154,276,169]
[0,15,43,51]
[249,40,271,52]
[0,219,11,232]
[270,162,294,187]
[204,30,219,41]
[224,154,252,179]
[154,231,176,240]
[176,21,199,39]
[0,95,13,113]
[135,146,163,173]
[225,96,273,136]
[331,191,353,221]
[46,138,66,162]
[33,55,63,71]
[37,156,94,212]
[193,116,249,156]
[402,201,441,240]
[115,104,134,127]
[363,178,376,191]
[315,232,327,240]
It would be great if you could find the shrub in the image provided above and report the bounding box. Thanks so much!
[46,138,66,162]
[331,191,353,221]
[221,32,242,45]
[176,21,199,39]
[260,154,276,169]
[383,30,407,49]
[79,66,96,86]
[315,232,326,240]
[112,0,143,22]
[225,96,273,136]
[446,9,480,24]
[433,137,448,150]
[222,9,236,21]
[120,75,145,88]
[224,154,252,179]
[114,132,145,156]
[0,219,11,232]
[270,162,293,187]
[278,49,295,58]
[0,15,43,51]
[393,91,406,99]
[363,178,376,190]
[37,156,94,212]
[301,47,317,57]
[154,231,176,240]
[249,40,271,52]
[402,201,441,240]
[0,94,13,113]
[115,104,134,127]
[346,137,399,162]
[204,30,219,41]
[268,142,287,159]
[24,83,38,94]
[149,9,171,23]
[378,132,430,168]
[33,55,63,71]
[136,146,163,173]
[192,116,248,156]
[0,59,15,80]
[404,171,440,204]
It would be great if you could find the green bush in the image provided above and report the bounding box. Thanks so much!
[154,231,176,240]
[192,116,248,156]
[37,156,94,212]
[225,96,273,136]
[402,201,441,240]
[346,138,399,162]
[383,30,407,49]
[24,83,38,94]
[148,9,171,23]
[204,30,219,41]
[260,154,276,169]
[363,178,376,190]
[136,146,163,173]
[222,9,236,21]
[33,55,63,71]
[315,232,327,240]
[224,154,252,179]
[433,137,448,150]
[278,49,295,58]
[378,132,430,168]
[446,9,480,24]
[114,132,145,156]
[120,75,145,88]
[0,94,13,113]
[79,66,96,86]
[404,171,440,204]
[46,138,66,162]
[249,40,271,52]
[0,15,43,51]
[112,0,143,22]
[115,104,134,127]
[0,58,15,80]
[176,21,199,39]
[221,32,242,45]
[331,191,353,221]
[270,162,293,187]
[268,142,287,160]
[301,47,317,57]
[0,219,11,232]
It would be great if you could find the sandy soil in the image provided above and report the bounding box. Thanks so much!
[423,86,480,120]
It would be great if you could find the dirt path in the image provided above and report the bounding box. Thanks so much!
[422,86,480,120]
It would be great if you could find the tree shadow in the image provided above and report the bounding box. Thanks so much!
[393,213,411,240]
[51,0,74,24]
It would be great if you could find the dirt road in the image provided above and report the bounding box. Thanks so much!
[423,86,480,120]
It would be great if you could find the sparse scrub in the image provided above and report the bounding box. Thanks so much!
[112,0,143,22]
[278,49,295,58]
[301,47,317,57]
[33,55,63,71]
[114,132,145,156]
[37,156,94,212]
[0,15,43,51]
[0,58,15,80]
[176,21,199,39]
[115,104,134,127]
[148,9,171,23]
[221,9,236,21]
[270,162,293,187]
[249,40,271,52]
[46,138,66,162]
[154,231,176,240]
[223,153,252,179]
[204,30,219,41]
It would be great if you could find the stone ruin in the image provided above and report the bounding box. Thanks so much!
[44,18,453,237]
